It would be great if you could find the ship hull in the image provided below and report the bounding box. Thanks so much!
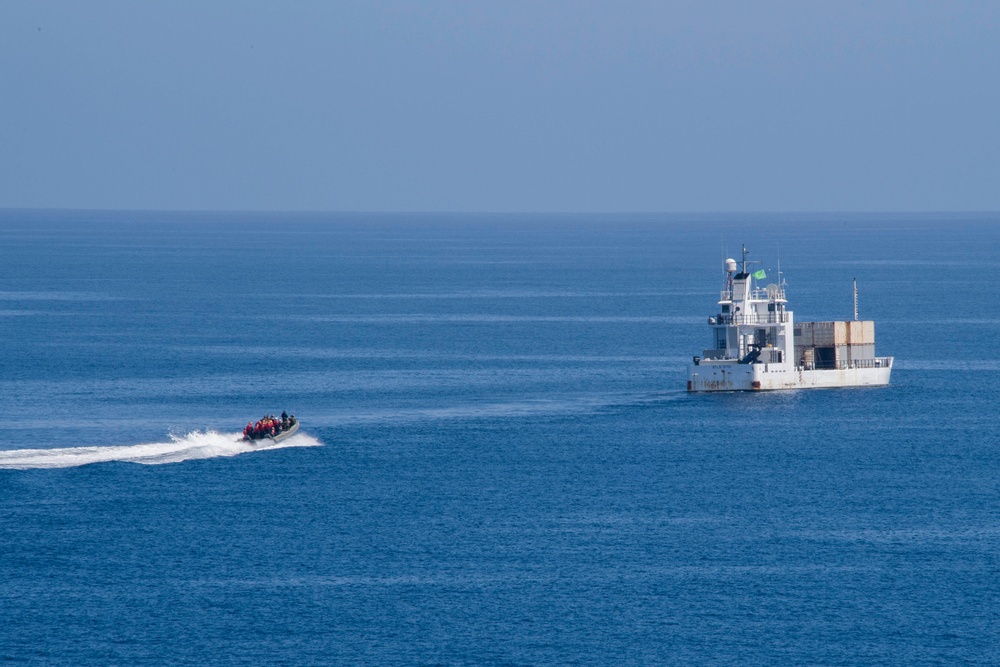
[687,360,892,392]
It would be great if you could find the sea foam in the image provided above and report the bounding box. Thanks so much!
[0,430,322,470]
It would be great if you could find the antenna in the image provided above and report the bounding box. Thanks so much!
[853,278,859,321]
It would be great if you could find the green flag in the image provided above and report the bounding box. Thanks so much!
[752,269,767,280]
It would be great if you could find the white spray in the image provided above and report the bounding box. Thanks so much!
[0,430,322,470]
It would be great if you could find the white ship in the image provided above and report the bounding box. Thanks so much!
[688,246,892,392]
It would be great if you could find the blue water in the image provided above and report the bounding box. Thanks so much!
[1,211,998,664]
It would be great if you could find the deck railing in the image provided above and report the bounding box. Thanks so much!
[715,312,789,325]
[799,357,894,371]
[719,288,786,302]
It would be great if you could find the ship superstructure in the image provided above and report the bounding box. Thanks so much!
[687,246,892,391]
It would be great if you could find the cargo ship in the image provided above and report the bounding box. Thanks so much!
[687,246,892,392]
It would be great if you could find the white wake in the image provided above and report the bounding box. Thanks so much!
[0,430,322,470]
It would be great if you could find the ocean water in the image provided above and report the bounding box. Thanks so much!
[1,211,998,665]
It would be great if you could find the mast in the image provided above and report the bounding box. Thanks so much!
[853,278,859,321]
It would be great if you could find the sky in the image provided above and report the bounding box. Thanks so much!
[1,1,998,212]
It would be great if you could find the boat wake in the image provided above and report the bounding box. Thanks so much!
[0,430,322,470]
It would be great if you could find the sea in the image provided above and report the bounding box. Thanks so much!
[0,210,997,665]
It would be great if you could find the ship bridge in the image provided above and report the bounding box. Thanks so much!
[701,246,792,365]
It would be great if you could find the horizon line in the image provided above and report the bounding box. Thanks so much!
[1,207,999,217]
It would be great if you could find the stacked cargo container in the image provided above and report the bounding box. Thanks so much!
[794,321,875,369]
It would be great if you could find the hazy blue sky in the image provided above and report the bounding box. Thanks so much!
[2,1,998,212]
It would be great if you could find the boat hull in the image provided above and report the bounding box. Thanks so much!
[242,421,300,444]
[687,359,892,392]
[270,421,300,443]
